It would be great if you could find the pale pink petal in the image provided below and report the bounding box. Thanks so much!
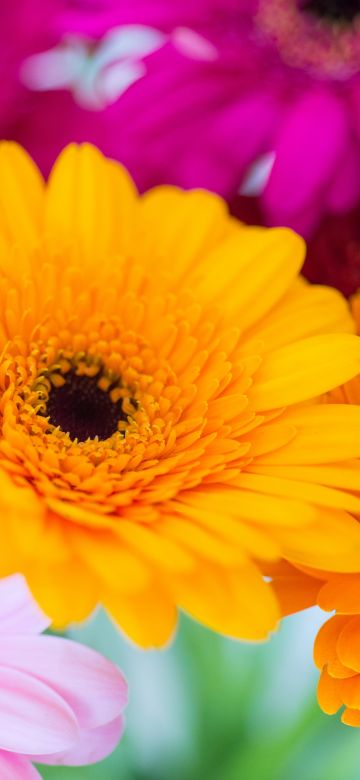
[32,716,124,767]
[0,575,49,635]
[0,666,79,755]
[0,752,41,780]
[0,636,127,729]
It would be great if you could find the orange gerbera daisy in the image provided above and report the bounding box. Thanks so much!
[2,142,360,648]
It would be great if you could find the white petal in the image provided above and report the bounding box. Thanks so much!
[240,152,276,196]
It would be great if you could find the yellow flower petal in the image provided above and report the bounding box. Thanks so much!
[248,462,360,492]
[252,281,355,349]
[256,406,360,464]
[45,143,137,261]
[250,335,360,410]
[0,142,44,249]
[238,470,360,513]
[171,562,279,640]
[70,528,150,593]
[104,580,178,648]
[115,520,195,574]
[139,187,229,287]
[25,561,99,627]
[196,226,305,327]
[274,507,360,572]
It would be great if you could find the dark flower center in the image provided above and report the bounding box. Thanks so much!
[301,0,360,22]
[43,368,129,442]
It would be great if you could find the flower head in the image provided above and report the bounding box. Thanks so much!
[315,592,360,727]
[3,0,360,293]
[265,559,360,727]
[11,0,360,235]
[2,142,360,647]
[23,0,360,234]
[0,573,127,778]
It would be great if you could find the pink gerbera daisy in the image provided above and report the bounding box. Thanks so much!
[9,0,360,237]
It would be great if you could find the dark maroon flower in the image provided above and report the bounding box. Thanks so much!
[302,206,360,298]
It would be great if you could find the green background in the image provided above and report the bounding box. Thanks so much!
[39,608,360,780]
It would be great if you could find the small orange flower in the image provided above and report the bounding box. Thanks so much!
[1,142,360,647]
[315,591,360,727]
[267,560,360,726]
[268,563,360,727]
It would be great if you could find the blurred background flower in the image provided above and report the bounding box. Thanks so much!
[5,0,360,242]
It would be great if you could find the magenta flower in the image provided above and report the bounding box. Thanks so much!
[0,574,127,778]
[11,0,360,236]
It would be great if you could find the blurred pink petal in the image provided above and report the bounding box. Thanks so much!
[33,716,125,766]
[0,575,127,775]
[0,0,63,132]
[326,143,360,213]
[0,753,41,780]
[175,93,280,192]
[263,90,348,227]
[0,574,50,635]
[0,667,78,755]
[0,635,128,729]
